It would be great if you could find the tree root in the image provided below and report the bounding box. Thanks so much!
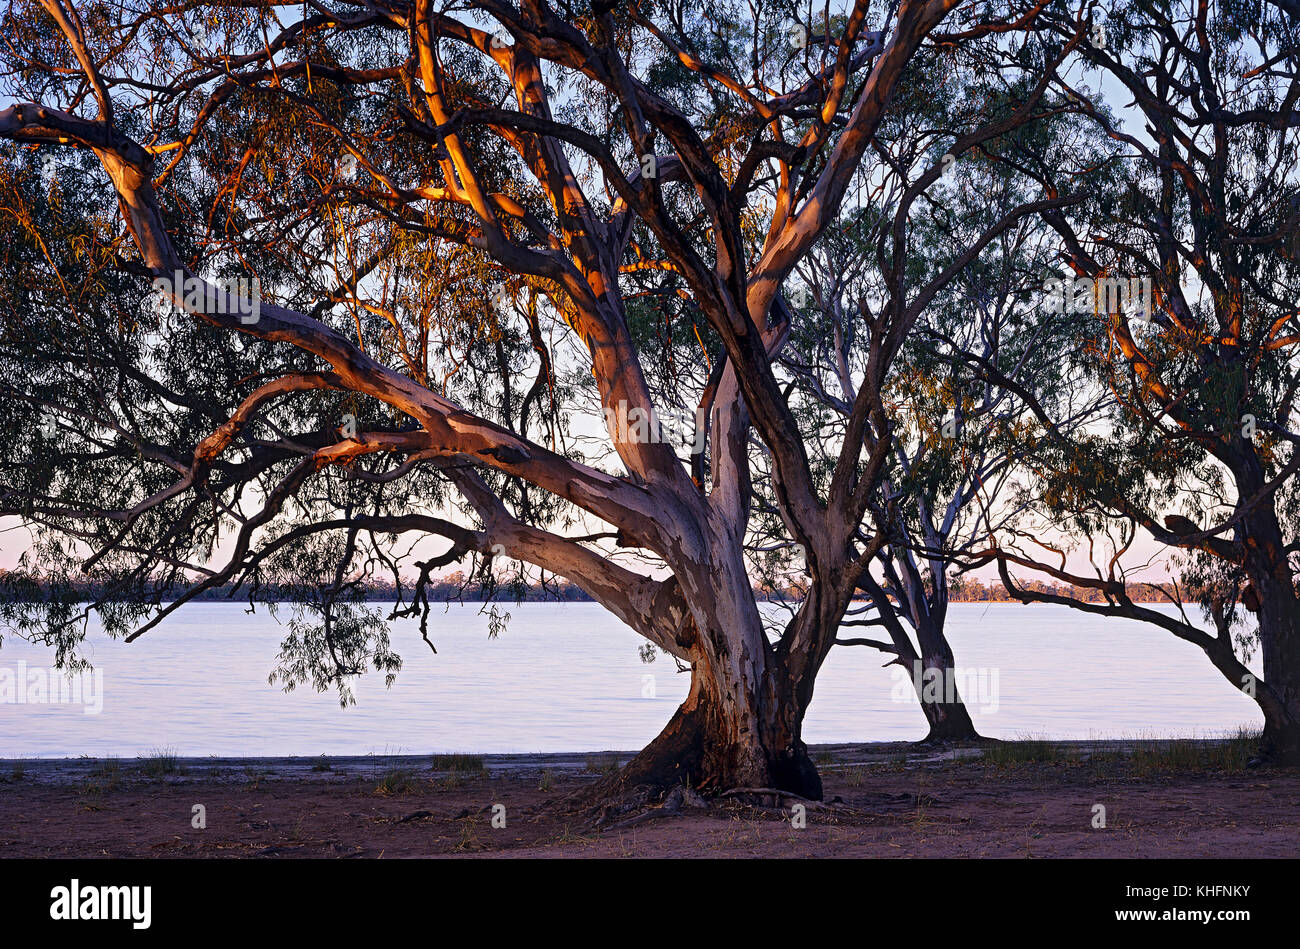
[719,786,833,810]
[594,784,710,830]
[913,733,994,748]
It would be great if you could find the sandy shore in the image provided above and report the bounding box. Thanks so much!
[2,740,1296,858]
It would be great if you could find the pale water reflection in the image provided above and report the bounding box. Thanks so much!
[0,601,1263,757]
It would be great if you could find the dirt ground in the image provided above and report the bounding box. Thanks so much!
[1,742,1296,858]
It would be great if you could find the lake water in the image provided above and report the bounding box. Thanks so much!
[0,601,1263,758]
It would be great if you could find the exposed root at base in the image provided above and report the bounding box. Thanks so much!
[912,734,993,749]
[545,778,894,832]
[719,786,834,810]
[594,785,711,830]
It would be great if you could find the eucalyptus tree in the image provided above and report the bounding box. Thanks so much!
[968,0,1300,763]
[0,0,1080,798]
[765,49,1113,741]
[846,196,1108,740]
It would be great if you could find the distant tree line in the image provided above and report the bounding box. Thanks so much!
[10,567,1171,605]
[0,569,596,603]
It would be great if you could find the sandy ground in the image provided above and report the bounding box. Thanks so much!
[1,741,1296,858]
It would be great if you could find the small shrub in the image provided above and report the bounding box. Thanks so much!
[375,768,417,796]
[140,748,184,778]
[430,753,485,773]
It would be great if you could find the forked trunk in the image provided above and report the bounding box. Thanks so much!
[596,505,826,801]
[860,569,983,743]
[876,605,983,743]
[911,616,983,743]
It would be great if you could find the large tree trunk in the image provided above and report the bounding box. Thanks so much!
[604,525,824,801]
[1233,463,1300,766]
[862,576,983,743]
[910,611,983,742]
[913,656,982,743]
[1257,704,1300,766]
[608,648,822,799]
[1247,569,1300,765]
[1202,598,1300,767]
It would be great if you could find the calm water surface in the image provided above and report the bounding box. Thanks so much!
[0,601,1262,757]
